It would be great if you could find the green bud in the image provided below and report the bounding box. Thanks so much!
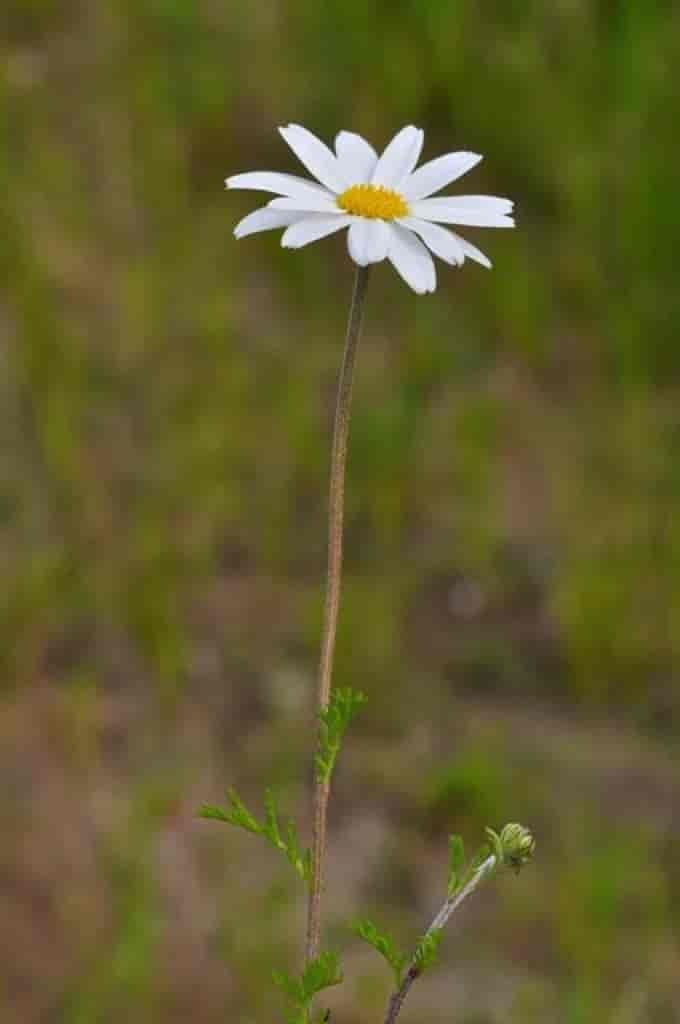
[499,823,535,871]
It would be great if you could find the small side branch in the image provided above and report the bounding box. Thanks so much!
[383,854,497,1024]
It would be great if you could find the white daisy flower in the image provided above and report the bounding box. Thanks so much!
[226,124,514,295]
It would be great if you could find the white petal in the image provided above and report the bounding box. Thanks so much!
[281,214,352,249]
[234,207,302,239]
[279,124,349,193]
[410,197,515,228]
[372,126,424,189]
[226,171,333,202]
[448,231,492,268]
[440,195,514,213]
[398,217,465,265]
[347,219,391,266]
[334,131,379,184]
[387,223,436,294]
[269,196,344,215]
[401,152,482,200]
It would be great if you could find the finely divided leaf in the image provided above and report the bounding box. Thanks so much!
[199,804,232,824]
[413,928,443,975]
[284,819,311,880]
[301,951,343,998]
[200,788,310,883]
[200,787,261,833]
[316,688,367,784]
[273,953,342,1024]
[352,918,406,986]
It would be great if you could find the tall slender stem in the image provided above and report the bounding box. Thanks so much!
[305,265,370,965]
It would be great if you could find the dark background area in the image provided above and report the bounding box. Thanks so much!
[1,1,679,1021]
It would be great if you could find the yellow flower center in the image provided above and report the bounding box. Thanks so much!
[336,184,409,220]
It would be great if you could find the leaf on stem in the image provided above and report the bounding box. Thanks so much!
[274,952,343,1024]
[447,834,465,896]
[352,918,407,987]
[412,928,443,975]
[200,788,311,883]
[315,687,367,784]
[302,951,344,997]
[201,787,260,832]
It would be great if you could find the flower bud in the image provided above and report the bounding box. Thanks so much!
[499,823,535,871]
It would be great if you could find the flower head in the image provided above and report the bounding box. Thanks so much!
[226,125,514,294]
[486,823,536,873]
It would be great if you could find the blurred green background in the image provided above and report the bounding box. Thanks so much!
[2,1,679,1021]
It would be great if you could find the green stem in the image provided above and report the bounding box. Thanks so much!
[305,266,370,966]
[384,854,498,1024]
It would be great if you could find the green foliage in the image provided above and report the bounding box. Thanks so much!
[412,928,443,976]
[200,788,311,884]
[352,918,407,987]
[447,834,466,897]
[315,687,367,784]
[482,826,504,870]
[201,788,259,832]
[446,830,499,899]
[273,952,343,1024]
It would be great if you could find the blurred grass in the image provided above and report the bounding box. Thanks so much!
[1,0,680,1021]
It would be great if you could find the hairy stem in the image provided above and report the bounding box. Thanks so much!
[384,854,497,1024]
[305,266,370,965]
